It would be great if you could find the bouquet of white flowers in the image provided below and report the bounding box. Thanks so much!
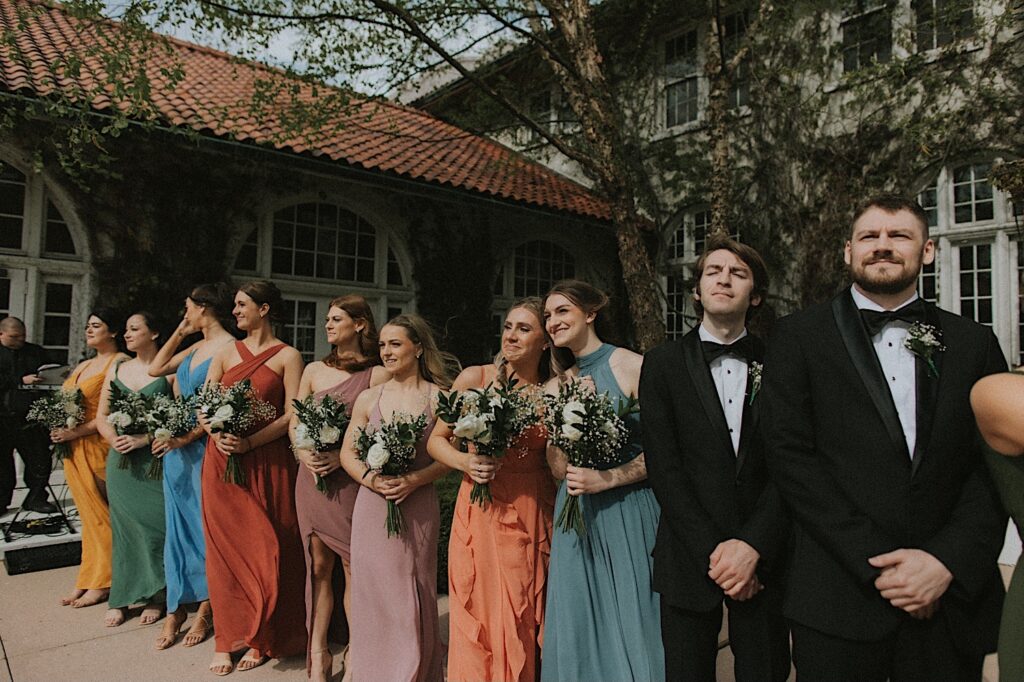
[354,412,428,537]
[194,379,277,486]
[26,387,84,459]
[435,378,540,506]
[292,394,350,494]
[107,382,152,470]
[544,379,633,537]
[142,394,198,480]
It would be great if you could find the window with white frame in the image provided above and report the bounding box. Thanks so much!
[665,30,700,128]
[841,2,893,73]
[232,201,414,362]
[512,240,575,298]
[665,273,691,340]
[914,0,974,52]
[722,10,751,109]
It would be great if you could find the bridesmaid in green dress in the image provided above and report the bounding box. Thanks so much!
[95,312,173,628]
[971,370,1024,681]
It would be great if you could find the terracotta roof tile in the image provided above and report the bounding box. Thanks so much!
[0,0,611,221]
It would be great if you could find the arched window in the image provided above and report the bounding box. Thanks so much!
[0,161,89,363]
[231,201,413,362]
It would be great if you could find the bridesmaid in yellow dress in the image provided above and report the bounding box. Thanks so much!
[50,308,128,608]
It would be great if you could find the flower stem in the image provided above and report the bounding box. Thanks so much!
[469,482,492,508]
[223,454,246,486]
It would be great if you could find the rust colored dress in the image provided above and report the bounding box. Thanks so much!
[63,355,117,590]
[202,342,305,657]
[447,375,555,682]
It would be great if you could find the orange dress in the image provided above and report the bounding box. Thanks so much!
[202,342,305,657]
[447,382,555,682]
[62,355,117,590]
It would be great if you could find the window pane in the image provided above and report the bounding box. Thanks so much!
[270,202,378,282]
[42,282,74,363]
[513,241,575,297]
[958,244,993,327]
[842,6,893,73]
[44,200,76,255]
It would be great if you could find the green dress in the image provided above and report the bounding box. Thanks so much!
[986,444,1024,680]
[106,371,169,609]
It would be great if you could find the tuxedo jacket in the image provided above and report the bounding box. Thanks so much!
[763,291,1007,653]
[641,328,788,612]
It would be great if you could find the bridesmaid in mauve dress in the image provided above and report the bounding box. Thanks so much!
[95,312,172,628]
[340,314,454,682]
[202,281,306,675]
[290,295,387,681]
[50,309,127,609]
[147,283,236,650]
[428,297,561,682]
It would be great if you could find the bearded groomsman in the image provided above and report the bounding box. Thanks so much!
[641,236,790,682]
[763,195,1007,681]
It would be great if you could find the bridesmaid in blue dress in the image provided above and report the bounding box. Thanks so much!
[541,280,664,682]
[148,283,237,650]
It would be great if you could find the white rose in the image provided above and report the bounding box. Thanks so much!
[210,404,234,429]
[65,416,77,428]
[453,413,489,440]
[319,424,341,445]
[107,412,132,429]
[561,422,584,442]
[366,442,389,468]
[153,428,172,442]
[562,401,585,425]
[293,424,316,450]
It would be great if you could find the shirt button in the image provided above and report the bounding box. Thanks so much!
[891,376,896,382]
[728,399,733,404]
[888,342,893,347]
[727,370,731,374]
[729,428,734,433]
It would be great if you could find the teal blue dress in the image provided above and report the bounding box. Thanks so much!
[541,343,664,682]
[163,351,210,611]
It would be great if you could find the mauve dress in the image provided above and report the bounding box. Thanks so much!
[348,394,444,682]
[295,367,373,668]
[202,342,305,658]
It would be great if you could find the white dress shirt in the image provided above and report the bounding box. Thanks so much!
[699,324,748,455]
[850,286,919,458]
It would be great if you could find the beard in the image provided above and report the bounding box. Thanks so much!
[850,254,921,296]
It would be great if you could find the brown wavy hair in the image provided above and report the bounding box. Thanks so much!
[545,279,613,342]
[237,280,285,323]
[382,314,459,390]
[494,297,572,385]
[322,295,381,373]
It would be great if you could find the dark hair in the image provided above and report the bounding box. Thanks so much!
[851,194,930,239]
[382,314,458,389]
[494,297,572,384]
[323,295,381,372]
[237,280,285,323]
[693,236,770,321]
[544,279,613,343]
[189,282,236,333]
[88,307,126,352]
[128,310,166,347]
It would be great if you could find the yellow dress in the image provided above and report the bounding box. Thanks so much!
[62,355,116,590]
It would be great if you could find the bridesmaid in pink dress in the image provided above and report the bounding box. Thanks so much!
[428,297,564,682]
[201,281,306,675]
[290,295,387,681]
[340,314,455,682]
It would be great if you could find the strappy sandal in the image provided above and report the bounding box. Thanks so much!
[183,612,213,647]
[209,655,234,676]
[237,649,268,672]
[155,613,183,650]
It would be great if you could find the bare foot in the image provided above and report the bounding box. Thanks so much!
[155,607,185,649]
[60,588,85,606]
[104,607,127,627]
[311,648,333,682]
[139,603,165,625]
[183,603,212,647]
[209,652,234,676]
[237,648,268,671]
[72,589,109,608]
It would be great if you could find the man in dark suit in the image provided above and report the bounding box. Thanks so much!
[641,236,790,682]
[763,195,1007,681]
[0,316,58,515]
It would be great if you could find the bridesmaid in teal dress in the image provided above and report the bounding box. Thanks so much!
[971,370,1024,682]
[541,280,664,682]
[95,312,172,628]
[148,283,237,649]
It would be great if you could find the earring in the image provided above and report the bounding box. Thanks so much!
[416,351,422,358]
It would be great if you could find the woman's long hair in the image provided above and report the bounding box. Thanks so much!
[545,279,613,345]
[237,280,285,324]
[382,314,459,390]
[493,297,572,385]
[322,295,381,373]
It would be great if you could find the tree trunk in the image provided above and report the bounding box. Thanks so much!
[705,10,731,240]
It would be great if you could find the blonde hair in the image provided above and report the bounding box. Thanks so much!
[382,314,459,389]
[493,297,571,385]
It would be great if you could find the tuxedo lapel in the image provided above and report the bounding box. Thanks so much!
[736,336,764,474]
[911,303,943,476]
[681,331,735,457]
[831,293,910,460]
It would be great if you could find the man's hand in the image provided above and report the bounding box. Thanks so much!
[709,539,761,599]
[21,373,41,385]
[869,548,952,614]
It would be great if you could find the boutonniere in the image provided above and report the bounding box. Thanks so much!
[904,322,945,378]
[747,361,763,406]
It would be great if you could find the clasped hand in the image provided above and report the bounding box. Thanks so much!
[112,433,149,454]
[465,453,500,485]
[709,539,762,601]
[50,427,76,444]
[371,473,417,505]
[295,447,340,476]
[214,432,250,455]
[565,464,612,496]
[869,548,952,618]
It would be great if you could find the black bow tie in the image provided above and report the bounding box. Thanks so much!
[702,336,755,364]
[859,300,925,337]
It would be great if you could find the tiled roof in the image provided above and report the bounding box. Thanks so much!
[0,0,611,221]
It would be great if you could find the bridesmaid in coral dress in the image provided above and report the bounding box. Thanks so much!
[340,314,454,682]
[202,281,306,675]
[428,298,562,682]
[50,308,127,609]
[290,295,386,681]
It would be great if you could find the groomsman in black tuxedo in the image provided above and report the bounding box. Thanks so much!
[641,236,790,682]
[763,195,1007,681]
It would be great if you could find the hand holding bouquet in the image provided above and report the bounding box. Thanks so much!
[354,412,428,537]
[292,394,350,493]
[544,379,632,537]
[27,387,84,459]
[107,382,152,469]
[142,393,198,480]
[435,378,540,506]
[194,379,277,485]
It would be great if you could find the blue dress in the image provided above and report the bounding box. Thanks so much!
[163,351,210,612]
[542,343,664,682]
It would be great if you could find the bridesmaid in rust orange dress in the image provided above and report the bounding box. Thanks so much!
[201,281,306,675]
[427,298,564,682]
